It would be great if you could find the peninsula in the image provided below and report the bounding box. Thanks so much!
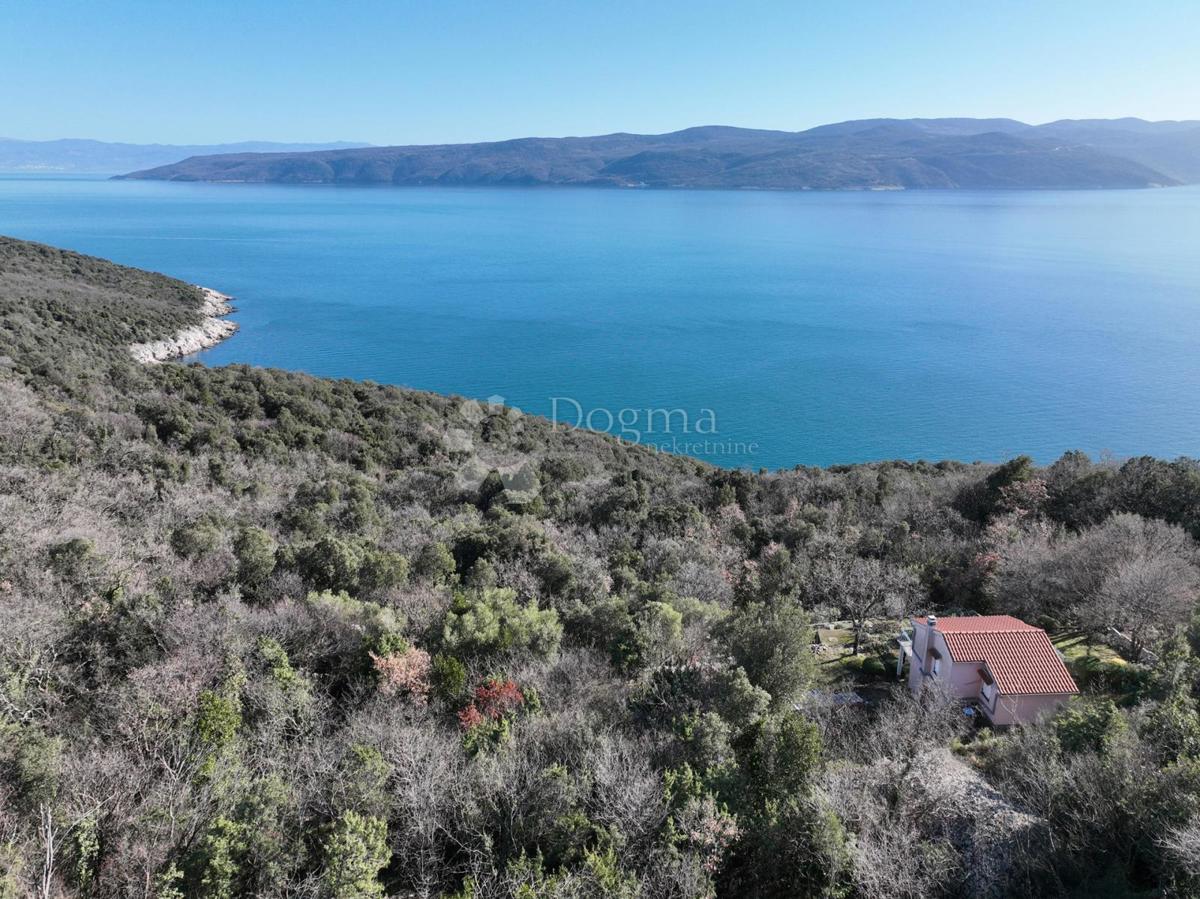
[128,286,237,363]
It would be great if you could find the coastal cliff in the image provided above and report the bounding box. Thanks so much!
[128,286,237,363]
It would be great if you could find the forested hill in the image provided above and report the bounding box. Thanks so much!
[117,117,1200,189]
[3,235,1200,897]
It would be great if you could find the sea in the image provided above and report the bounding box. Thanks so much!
[2,174,1199,469]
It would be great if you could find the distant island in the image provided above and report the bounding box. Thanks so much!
[0,138,370,175]
[116,117,1200,190]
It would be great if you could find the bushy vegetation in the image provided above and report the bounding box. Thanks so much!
[2,237,1200,897]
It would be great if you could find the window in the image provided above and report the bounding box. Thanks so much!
[931,656,941,676]
[981,682,997,708]
[979,667,997,708]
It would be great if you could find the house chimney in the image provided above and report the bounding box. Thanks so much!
[927,614,937,628]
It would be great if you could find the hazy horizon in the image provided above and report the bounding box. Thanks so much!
[5,114,1200,149]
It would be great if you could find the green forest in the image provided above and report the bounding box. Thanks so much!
[2,235,1200,898]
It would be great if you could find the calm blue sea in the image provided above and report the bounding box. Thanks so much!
[2,175,1199,469]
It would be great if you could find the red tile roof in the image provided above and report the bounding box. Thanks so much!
[914,615,1078,696]
[911,615,1036,632]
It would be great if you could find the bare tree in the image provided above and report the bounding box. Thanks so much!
[812,556,918,654]
[822,687,964,899]
[1162,816,1200,893]
[1082,515,1200,660]
[993,513,1200,658]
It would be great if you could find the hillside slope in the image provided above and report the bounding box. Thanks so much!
[3,237,1200,897]
[116,118,1194,189]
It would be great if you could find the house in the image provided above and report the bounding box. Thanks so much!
[905,614,1078,725]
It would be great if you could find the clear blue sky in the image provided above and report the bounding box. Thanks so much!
[4,0,1197,145]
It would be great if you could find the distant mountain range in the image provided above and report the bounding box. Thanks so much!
[0,138,370,174]
[113,118,1200,191]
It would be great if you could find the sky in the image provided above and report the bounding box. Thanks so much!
[3,0,1198,145]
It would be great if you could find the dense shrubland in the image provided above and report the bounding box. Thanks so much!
[2,237,1200,897]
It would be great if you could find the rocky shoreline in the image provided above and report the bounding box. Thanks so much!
[129,286,238,363]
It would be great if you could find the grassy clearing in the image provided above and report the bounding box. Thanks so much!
[1052,631,1153,705]
[1051,631,1127,665]
[814,619,903,687]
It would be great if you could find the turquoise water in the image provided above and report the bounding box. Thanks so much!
[2,175,1199,469]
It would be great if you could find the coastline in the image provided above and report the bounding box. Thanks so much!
[129,286,238,363]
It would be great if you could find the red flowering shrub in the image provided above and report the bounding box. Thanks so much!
[457,703,485,731]
[457,677,526,752]
[473,677,524,719]
[370,645,432,704]
[998,477,1049,516]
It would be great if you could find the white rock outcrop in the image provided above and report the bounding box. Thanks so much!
[129,287,238,364]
